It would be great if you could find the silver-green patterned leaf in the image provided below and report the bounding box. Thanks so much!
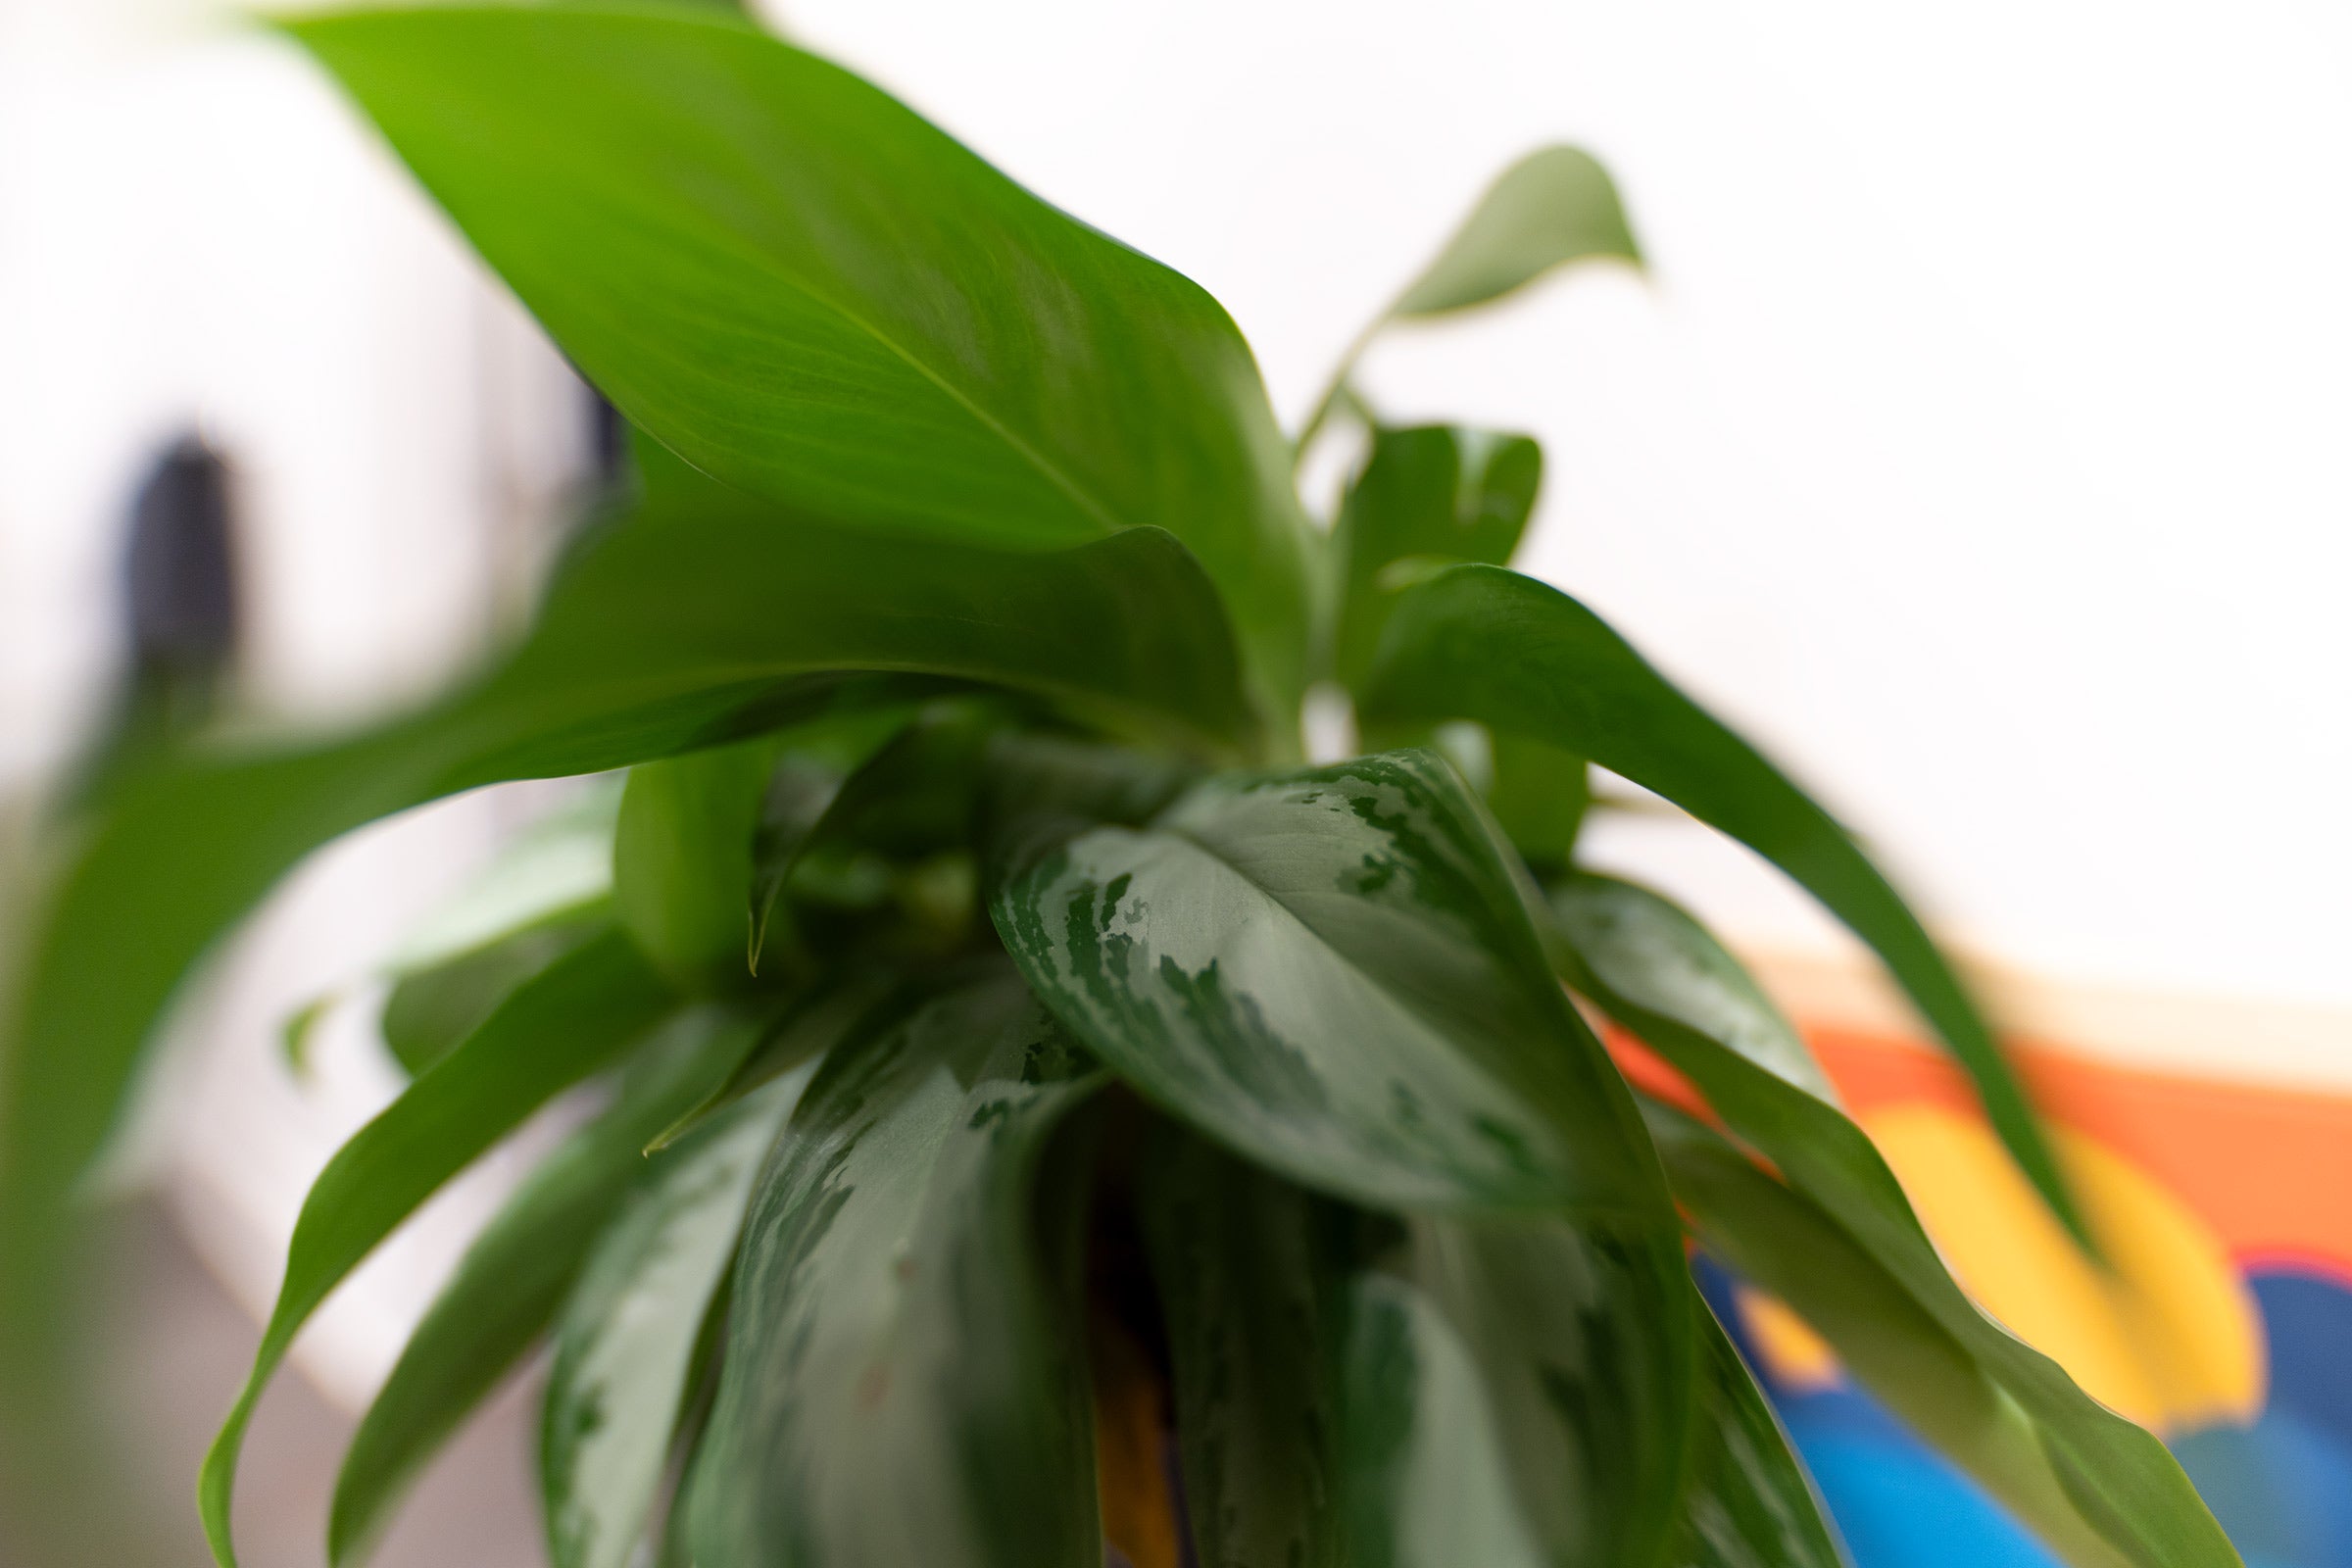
[543,1061,816,1568]
[993,749,1666,1220]
[1675,1304,1848,1568]
[1136,1124,1692,1568]
[682,967,1106,1567]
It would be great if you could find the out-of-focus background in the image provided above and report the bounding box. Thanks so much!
[2,1,2348,1565]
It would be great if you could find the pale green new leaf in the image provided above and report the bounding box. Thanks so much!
[1330,424,1542,688]
[682,967,1106,1567]
[329,1005,765,1564]
[199,930,676,1567]
[1392,146,1642,318]
[285,6,1311,710]
[1361,563,2084,1244]
[543,1060,816,1568]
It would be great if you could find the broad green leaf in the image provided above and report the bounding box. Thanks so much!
[645,965,902,1153]
[1549,872,1835,1104]
[198,930,674,1568]
[1133,1125,1344,1568]
[683,966,1106,1567]
[285,6,1311,711]
[1485,731,1590,865]
[1391,146,1642,318]
[1134,1123,1692,1568]
[614,740,774,991]
[1330,425,1542,687]
[1338,1214,1691,1568]
[1360,564,2084,1243]
[0,448,1252,1348]
[329,1005,765,1565]
[1676,1304,1848,1568]
[993,749,1667,1221]
[379,905,612,1079]
[1559,876,2236,1568]
[973,730,1201,898]
[543,1059,816,1568]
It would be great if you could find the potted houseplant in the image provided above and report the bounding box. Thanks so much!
[0,7,2233,1567]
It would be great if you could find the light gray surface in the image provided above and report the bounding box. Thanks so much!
[78,1201,545,1568]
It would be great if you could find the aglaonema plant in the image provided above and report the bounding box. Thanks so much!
[0,6,2236,1568]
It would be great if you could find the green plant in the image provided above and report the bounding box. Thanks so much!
[0,7,2235,1568]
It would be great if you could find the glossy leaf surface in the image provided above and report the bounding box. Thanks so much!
[994,749,1666,1220]
[0,449,1251,1332]
[286,6,1311,708]
[1392,145,1642,318]
[1136,1124,1693,1568]
[1563,878,2234,1568]
[1361,563,2082,1241]
[199,931,674,1567]
[543,1060,815,1568]
[330,1006,763,1564]
[683,968,1105,1567]
[1330,424,1541,687]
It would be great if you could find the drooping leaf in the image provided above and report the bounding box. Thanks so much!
[1676,1303,1848,1568]
[682,965,1106,1567]
[198,930,675,1568]
[1134,1123,1693,1568]
[1549,872,1836,1104]
[993,748,1666,1221]
[329,1004,766,1565]
[1330,424,1542,687]
[1646,1102,2234,1568]
[1360,563,2084,1243]
[0,449,1253,1349]
[1295,148,1641,453]
[614,740,775,991]
[1558,875,2236,1568]
[1391,145,1642,318]
[284,6,1311,711]
[379,905,613,1079]
[542,1058,817,1568]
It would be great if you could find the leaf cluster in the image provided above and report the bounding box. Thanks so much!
[0,8,2233,1568]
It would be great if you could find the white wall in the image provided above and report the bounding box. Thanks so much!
[4,0,2348,1026]
[776,0,2352,1025]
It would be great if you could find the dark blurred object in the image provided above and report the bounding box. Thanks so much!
[72,434,242,802]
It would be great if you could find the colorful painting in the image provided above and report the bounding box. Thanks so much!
[1690,1029,2352,1568]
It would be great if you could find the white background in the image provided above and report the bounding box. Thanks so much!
[5,0,2349,1009]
